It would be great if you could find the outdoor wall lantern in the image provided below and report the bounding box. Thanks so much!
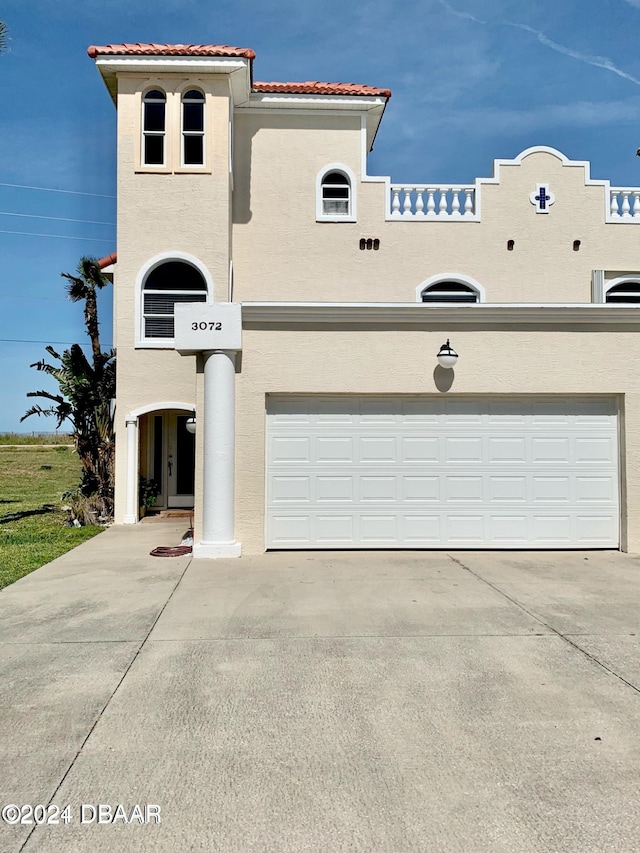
[437,339,458,369]
[186,414,197,434]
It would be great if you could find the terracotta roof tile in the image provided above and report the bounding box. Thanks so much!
[253,80,391,98]
[98,252,117,269]
[87,43,256,59]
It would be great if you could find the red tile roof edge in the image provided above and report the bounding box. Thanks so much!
[253,80,391,98]
[87,43,256,59]
[98,252,117,269]
[86,45,390,97]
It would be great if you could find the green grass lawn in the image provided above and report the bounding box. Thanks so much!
[0,432,73,445]
[0,446,102,589]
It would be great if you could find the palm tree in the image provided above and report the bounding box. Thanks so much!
[22,258,116,520]
[0,22,7,53]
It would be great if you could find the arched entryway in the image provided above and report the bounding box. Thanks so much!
[124,402,195,522]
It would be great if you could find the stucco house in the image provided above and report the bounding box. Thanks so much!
[88,42,640,556]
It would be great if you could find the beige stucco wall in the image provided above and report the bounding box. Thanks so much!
[233,145,640,305]
[106,77,640,547]
[234,326,640,553]
[112,72,232,522]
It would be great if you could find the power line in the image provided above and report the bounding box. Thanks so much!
[0,182,115,199]
[0,338,112,347]
[0,211,115,226]
[0,229,114,243]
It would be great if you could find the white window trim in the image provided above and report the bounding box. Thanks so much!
[603,274,640,304]
[141,88,167,169]
[180,87,206,170]
[316,163,357,222]
[135,251,215,349]
[416,273,486,303]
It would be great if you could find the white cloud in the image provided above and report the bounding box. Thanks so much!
[505,21,640,86]
[438,0,640,87]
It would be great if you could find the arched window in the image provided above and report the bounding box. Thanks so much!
[142,261,207,339]
[421,281,480,303]
[182,89,205,166]
[321,171,351,216]
[142,89,166,166]
[605,281,640,304]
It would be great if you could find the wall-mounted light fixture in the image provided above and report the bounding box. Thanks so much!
[507,239,515,251]
[186,413,196,434]
[437,339,458,369]
[573,239,581,251]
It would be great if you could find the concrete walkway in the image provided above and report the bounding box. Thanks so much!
[2,526,640,852]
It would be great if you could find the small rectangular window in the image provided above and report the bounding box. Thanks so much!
[184,135,204,166]
[183,103,204,133]
[144,135,164,166]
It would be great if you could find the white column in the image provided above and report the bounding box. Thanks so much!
[124,418,138,524]
[193,349,241,558]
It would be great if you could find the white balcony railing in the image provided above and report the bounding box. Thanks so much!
[609,189,640,220]
[388,185,476,220]
[387,183,640,222]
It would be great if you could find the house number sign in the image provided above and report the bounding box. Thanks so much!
[174,303,242,353]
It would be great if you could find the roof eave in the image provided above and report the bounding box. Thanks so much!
[90,54,253,107]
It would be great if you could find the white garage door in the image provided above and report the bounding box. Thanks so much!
[266,396,619,549]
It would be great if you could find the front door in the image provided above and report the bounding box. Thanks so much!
[167,413,195,507]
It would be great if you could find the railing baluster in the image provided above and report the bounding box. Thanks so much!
[634,193,640,218]
[451,189,461,217]
[402,187,413,216]
[464,190,474,216]
[391,188,401,216]
[622,191,632,218]
[439,188,449,217]
[415,190,425,216]
[610,191,620,218]
[426,189,436,217]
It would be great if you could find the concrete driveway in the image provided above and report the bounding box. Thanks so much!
[2,525,640,852]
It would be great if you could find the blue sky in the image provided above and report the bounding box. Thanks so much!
[2,0,640,431]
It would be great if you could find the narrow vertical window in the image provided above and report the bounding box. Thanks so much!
[182,89,205,166]
[143,89,166,166]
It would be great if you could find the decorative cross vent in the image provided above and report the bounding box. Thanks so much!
[530,183,555,214]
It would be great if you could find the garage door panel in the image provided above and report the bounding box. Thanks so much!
[531,437,571,463]
[446,476,484,502]
[576,515,618,541]
[271,476,310,503]
[489,515,529,542]
[316,436,353,463]
[575,477,616,503]
[445,437,483,462]
[444,400,484,422]
[360,515,398,541]
[316,515,354,542]
[266,396,619,549]
[316,476,353,502]
[575,437,615,463]
[359,437,397,462]
[402,476,440,502]
[489,437,527,462]
[532,477,571,503]
[404,515,442,541]
[489,477,528,503]
[271,437,311,462]
[402,436,439,462]
[401,400,441,423]
[446,515,485,542]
